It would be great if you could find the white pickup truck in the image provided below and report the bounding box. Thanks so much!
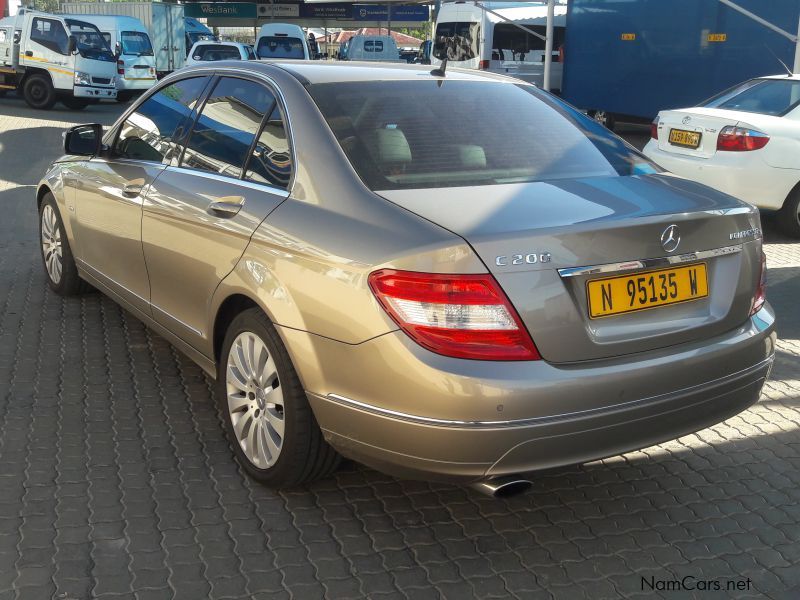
[0,9,117,109]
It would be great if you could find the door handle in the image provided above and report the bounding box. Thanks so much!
[122,182,144,196]
[24,50,32,57]
[207,196,245,216]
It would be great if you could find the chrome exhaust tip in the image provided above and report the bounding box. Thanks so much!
[470,476,532,498]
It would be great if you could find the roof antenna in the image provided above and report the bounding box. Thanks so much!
[431,57,447,77]
[765,44,793,76]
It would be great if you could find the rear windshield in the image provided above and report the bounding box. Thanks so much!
[703,78,800,116]
[121,31,153,56]
[257,36,304,59]
[308,80,659,191]
[434,22,479,61]
[193,45,241,61]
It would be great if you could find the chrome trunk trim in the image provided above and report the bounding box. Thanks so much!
[557,244,742,278]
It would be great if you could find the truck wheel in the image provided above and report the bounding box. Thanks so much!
[589,110,616,131]
[778,188,800,238]
[61,97,89,110]
[23,74,57,110]
[116,91,133,103]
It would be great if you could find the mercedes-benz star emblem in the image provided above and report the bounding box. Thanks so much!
[661,224,680,253]
[682,116,691,125]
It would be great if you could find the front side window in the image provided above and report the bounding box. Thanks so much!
[703,78,800,116]
[181,77,276,178]
[121,31,154,56]
[192,44,242,62]
[30,18,69,55]
[309,80,659,191]
[0,29,8,43]
[66,19,115,62]
[247,47,256,60]
[433,21,479,62]
[491,24,565,64]
[245,105,292,189]
[257,36,305,59]
[115,76,210,163]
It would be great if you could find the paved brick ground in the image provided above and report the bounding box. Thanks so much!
[0,97,799,600]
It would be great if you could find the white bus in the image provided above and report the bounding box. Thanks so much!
[432,1,566,91]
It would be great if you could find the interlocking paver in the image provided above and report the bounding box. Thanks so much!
[1,101,799,599]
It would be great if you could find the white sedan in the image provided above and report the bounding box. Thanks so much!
[644,74,800,237]
[185,41,255,67]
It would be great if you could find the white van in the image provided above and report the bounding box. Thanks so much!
[340,35,401,62]
[255,23,309,60]
[432,1,566,91]
[69,15,156,102]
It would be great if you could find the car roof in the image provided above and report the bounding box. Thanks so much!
[206,60,526,85]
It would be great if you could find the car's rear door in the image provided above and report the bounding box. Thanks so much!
[141,74,292,349]
[71,75,211,314]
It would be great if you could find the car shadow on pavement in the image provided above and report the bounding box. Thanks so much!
[0,126,69,187]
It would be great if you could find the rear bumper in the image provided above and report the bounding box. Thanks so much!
[117,77,156,92]
[643,141,796,211]
[294,305,776,482]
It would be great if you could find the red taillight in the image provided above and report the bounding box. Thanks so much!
[717,126,769,151]
[478,59,490,70]
[650,119,659,140]
[117,60,125,76]
[368,269,540,361]
[750,251,767,315]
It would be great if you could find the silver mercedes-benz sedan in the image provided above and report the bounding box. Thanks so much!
[37,61,776,496]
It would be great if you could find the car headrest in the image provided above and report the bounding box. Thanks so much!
[371,128,411,164]
[457,145,486,169]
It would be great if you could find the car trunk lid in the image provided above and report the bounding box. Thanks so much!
[377,174,762,363]
[655,107,767,159]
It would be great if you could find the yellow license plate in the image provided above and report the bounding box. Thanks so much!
[669,128,702,149]
[587,264,708,319]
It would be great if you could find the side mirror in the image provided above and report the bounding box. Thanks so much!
[64,123,102,156]
[67,35,77,55]
[114,41,122,59]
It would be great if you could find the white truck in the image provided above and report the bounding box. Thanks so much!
[61,2,189,77]
[63,15,157,103]
[0,9,117,109]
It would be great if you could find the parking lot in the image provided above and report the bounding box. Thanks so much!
[0,96,799,600]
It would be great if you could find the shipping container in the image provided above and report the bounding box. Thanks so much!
[562,0,800,121]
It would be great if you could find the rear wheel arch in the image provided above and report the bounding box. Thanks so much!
[213,294,264,363]
[21,67,53,87]
[778,179,800,238]
[36,184,52,211]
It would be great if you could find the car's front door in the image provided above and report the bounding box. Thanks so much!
[141,75,293,349]
[71,75,211,314]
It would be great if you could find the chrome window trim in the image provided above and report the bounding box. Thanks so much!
[557,244,743,278]
[325,356,772,429]
[165,165,291,197]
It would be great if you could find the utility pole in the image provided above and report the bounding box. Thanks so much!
[543,0,555,91]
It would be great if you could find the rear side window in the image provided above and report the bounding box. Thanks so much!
[245,105,292,189]
[365,40,384,53]
[703,78,800,116]
[257,36,304,59]
[193,44,241,61]
[433,22,479,61]
[181,77,276,178]
[309,80,658,191]
[31,18,69,55]
[115,76,210,163]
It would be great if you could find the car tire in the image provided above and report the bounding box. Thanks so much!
[778,189,800,238]
[217,308,341,487]
[23,74,57,110]
[61,97,89,110]
[39,193,90,295]
[116,91,133,103]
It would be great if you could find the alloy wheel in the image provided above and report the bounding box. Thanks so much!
[41,204,63,285]
[225,331,285,468]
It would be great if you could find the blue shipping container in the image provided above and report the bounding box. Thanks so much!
[562,0,800,120]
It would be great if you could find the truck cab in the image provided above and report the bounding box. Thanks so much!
[71,15,156,102]
[0,10,117,109]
